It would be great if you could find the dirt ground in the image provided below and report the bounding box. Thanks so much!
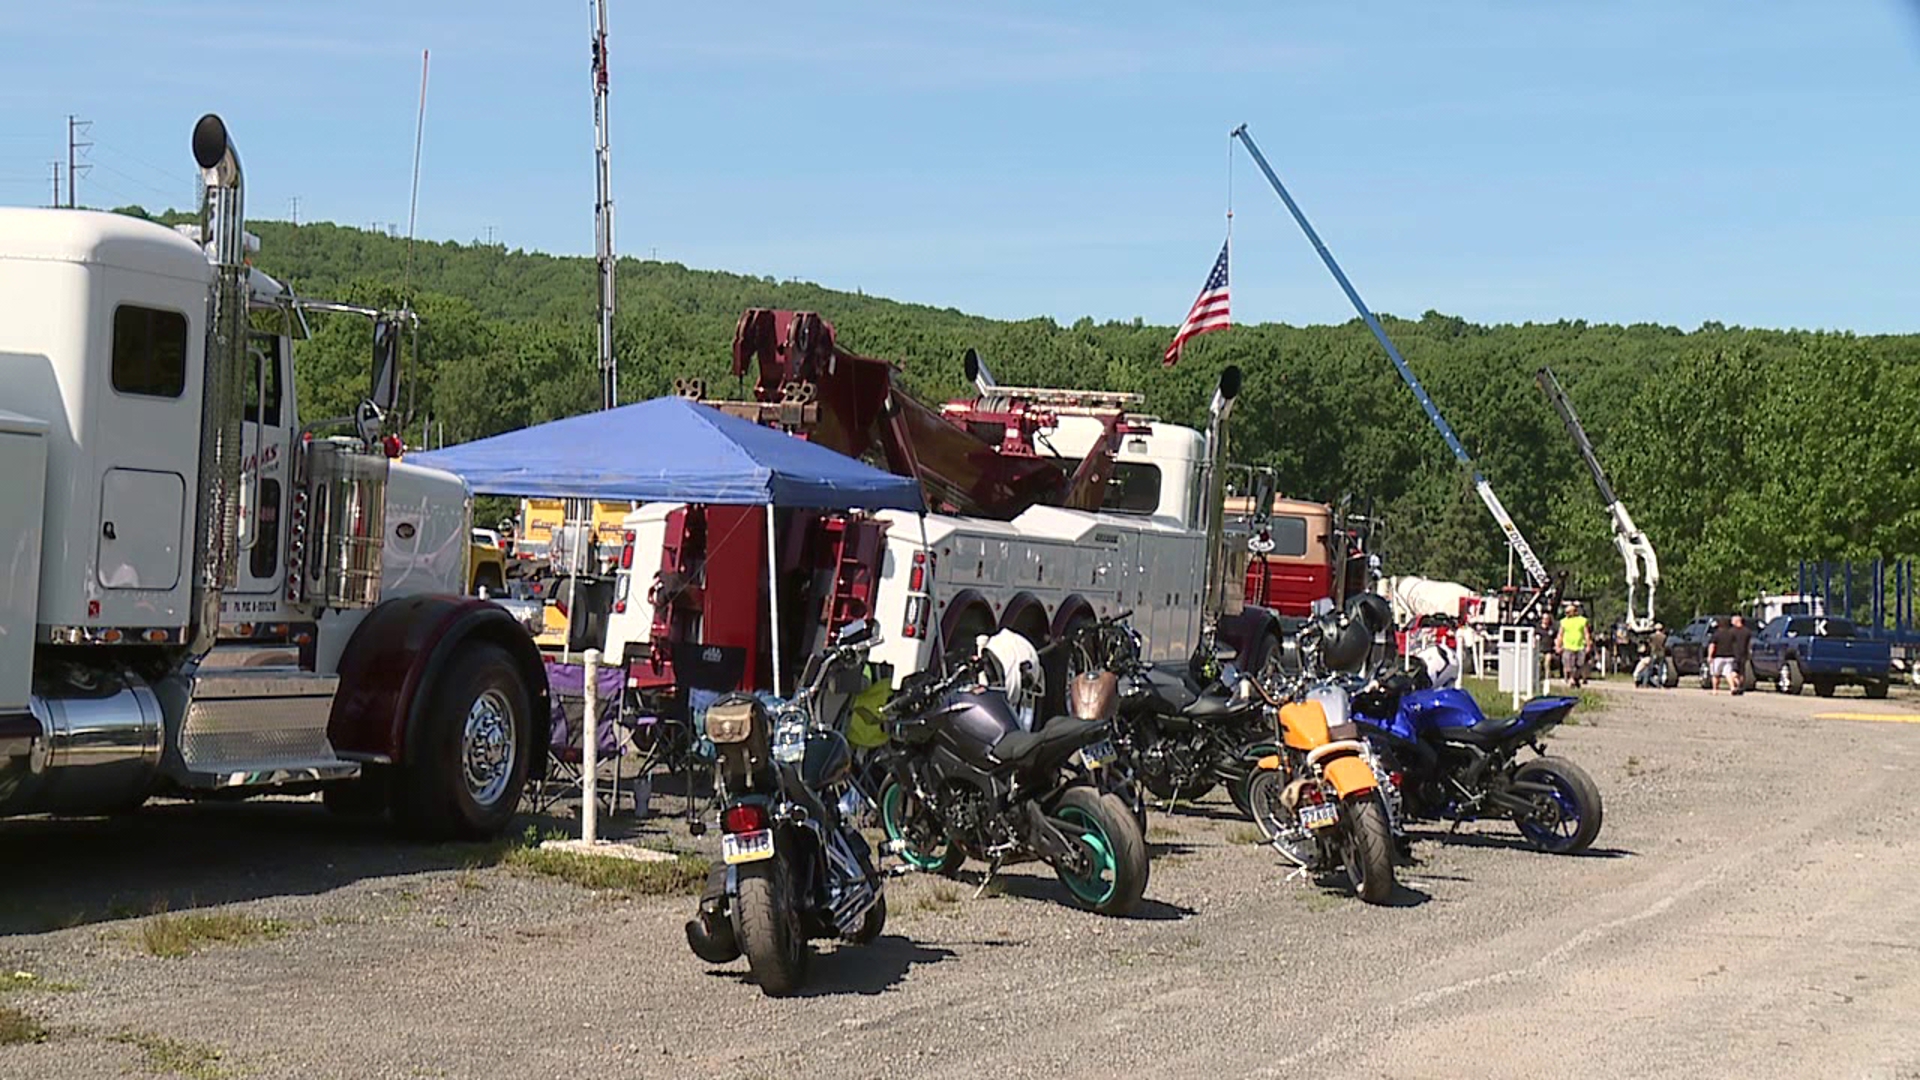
[4,678,1920,1080]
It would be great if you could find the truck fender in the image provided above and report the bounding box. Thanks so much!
[328,595,550,774]
[999,592,1051,643]
[1217,606,1285,670]
[939,590,996,653]
[1049,595,1097,641]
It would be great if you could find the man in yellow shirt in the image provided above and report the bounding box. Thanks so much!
[1557,602,1592,688]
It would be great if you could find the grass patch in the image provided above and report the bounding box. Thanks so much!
[1225,825,1264,846]
[1462,676,1605,722]
[109,1031,231,1079]
[1,971,81,995]
[501,847,709,896]
[0,1005,49,1046]
[1300,890,1344,914]
[454,870,487,892]
[1146,824,1183,841]
[912,880,964,912]
[139,912,290,959]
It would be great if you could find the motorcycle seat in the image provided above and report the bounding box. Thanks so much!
[990,717,1107,767]
[1181,694,1242,722]
[1437,713,1526,746]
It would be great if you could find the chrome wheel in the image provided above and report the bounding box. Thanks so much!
[462,688,516,807]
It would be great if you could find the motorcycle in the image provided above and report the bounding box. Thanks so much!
[1348,631,1605,854]
[1067,612,1277,817]
[683,620,889,996]
[877,651,1149,916]
[1243,611,1400,904]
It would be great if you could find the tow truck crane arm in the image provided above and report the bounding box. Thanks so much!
[1535,366,1659,632]
[1231,124,1558,619]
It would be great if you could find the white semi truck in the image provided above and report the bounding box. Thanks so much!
[0,115,545,839]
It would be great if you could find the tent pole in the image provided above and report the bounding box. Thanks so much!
[767,504,783,696]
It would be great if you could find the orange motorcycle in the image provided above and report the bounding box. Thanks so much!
[1244,620,1398,905]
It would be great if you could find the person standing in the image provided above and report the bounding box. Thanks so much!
[1707,616,1741,694]
[1728,614,1755,696]
[1557,603,1592,688]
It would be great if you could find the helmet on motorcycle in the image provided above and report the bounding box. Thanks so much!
[1317,612,1372,671]
[1345,592,1394,636]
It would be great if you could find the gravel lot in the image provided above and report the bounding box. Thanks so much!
[5,679,1920,1079]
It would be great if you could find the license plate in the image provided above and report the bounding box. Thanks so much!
[1299,803,1340,830]
[721,828,774,864]
[1841,667,1857,675]
[1081,739,1117,769]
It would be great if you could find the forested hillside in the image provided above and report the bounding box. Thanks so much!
[119,208,1920,625]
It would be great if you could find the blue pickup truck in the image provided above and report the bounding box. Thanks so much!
[1751,615,1893,698]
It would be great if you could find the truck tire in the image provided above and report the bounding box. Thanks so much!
[1864,679,1890,700]
[392,643,534,841]
[1813,679,1837,698]
[1777,659,1804,696]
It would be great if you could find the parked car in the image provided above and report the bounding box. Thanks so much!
[1751,615,1892,698]
[1667,616,1726,686]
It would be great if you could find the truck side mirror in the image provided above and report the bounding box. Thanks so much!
[371,317,402,413]
[1250,470,1275,532]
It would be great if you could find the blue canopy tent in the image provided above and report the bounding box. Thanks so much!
[409,395,923,510]
[412,396,924,689]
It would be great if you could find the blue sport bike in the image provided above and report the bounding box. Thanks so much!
[1347,656,1603,854]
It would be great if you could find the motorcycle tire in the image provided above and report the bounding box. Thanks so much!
[732,858,810,997]
[1244,767,1288,842]
[849,892,887,945]
[1342,795,1397,905]
[879,782,965,877]
[1513,756,1604,854]
[1051,787,1149,916]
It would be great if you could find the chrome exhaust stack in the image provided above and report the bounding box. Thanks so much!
[1200,365,1244,623]
[186,114,251,655]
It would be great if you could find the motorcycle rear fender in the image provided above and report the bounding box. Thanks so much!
[1323,755,1378,798]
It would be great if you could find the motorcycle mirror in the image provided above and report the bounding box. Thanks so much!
[838,619,875,647]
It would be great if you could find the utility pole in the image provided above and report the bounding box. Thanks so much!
[590,0,617,411]
[483,224,496,246]
[66,115,91,208]
[289,195,300,225]
[48,162,61,208]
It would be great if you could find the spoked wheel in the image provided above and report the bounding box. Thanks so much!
[879,782,964,876]
[1245,767,1290,841]
[1513,756,1604,853]
[732,856,810,997]
[1340,795,1397,904]
[1052,787,1149,916]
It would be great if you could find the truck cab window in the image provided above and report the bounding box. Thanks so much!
[1267,515,1309,557]
[244,334,284,427]
[111,305,188,398]
[249,479,281,579]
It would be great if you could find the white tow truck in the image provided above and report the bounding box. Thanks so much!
[601,310,1282,708]
[0,115,545,838]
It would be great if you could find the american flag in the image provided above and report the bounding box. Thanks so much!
[1164,240,1230,367]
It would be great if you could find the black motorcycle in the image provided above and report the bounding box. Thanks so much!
[877,654,1149,916]
[1067,613,1278,817]
[684,621,888,996]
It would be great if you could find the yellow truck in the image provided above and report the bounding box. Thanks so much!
[514,498,638,649]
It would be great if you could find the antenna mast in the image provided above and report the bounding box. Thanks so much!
[590,0,617,410]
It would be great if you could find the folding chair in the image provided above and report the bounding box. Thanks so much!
[529,658,633,818]
[654,643,748,828]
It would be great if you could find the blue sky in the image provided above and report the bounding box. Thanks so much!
[1,1,1916,332]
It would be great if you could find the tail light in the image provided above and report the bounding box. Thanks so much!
[620,530,635,569]
[1305,783,1327,806]
[902,595,928,639]
[909,550,926,591]
[1389,770,1404,790]
[613,572,630,615]
[722,803,769,834]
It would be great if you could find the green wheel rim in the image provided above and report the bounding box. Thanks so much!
[880,783,951,871]
[1056,806,1118,905]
